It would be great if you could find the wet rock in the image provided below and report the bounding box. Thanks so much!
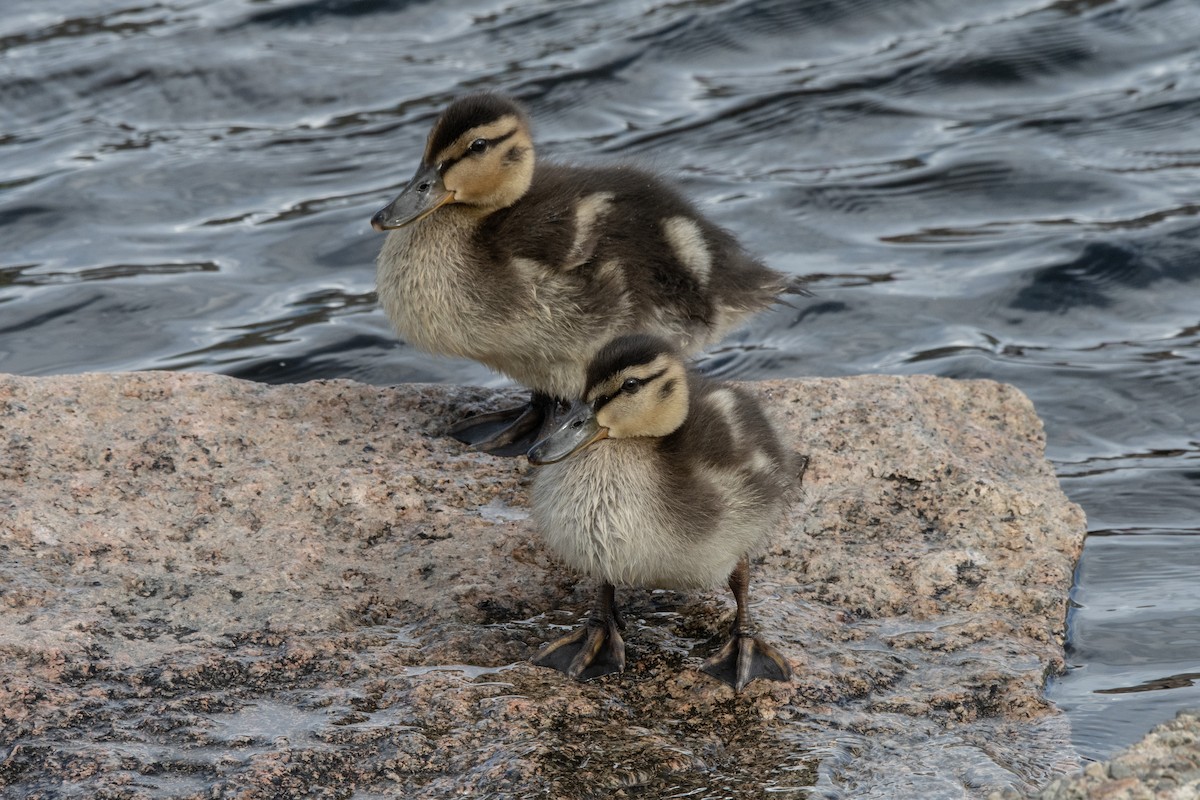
[990,709,1200,800]
[0,371,1085,798]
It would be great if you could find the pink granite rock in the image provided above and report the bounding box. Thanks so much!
[991,710,1200,800]
[0,371,1085,798]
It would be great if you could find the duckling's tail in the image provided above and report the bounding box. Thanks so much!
[769,275,814,310]
[782,274,814,298]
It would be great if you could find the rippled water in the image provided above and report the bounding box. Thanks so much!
[3,0,1198,773]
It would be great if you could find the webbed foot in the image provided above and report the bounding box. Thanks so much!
[700,633,792,692]
[447,392,560,457]
[447,403,543,456]
[532,617,625,681]
[699,555,793,692]
[532,582,625,682]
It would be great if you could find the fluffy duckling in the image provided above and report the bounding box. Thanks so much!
[371,93,808,454]
[527,333,798,691]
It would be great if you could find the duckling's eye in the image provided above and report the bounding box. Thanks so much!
[622,377,643,394]
[469,138,489,153]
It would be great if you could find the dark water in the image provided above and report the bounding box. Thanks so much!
[3,0,1198,769]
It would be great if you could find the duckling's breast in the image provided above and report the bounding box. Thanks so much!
[376,213,491,358]
[375,212,632,398]
[531,441,768,590]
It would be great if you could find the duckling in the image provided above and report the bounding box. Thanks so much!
[371,93,808,455]
[526,333,798,691]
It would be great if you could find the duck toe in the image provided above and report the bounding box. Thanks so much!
[532,619,625,682]
[701,634,793,692]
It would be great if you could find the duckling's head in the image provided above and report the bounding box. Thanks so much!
[371,93,535,230]
[528,334,691,465]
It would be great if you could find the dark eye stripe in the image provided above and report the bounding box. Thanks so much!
[487,128,517,148]
[437,127,518,174]
[637,368,668,386]
[593,368,667,411]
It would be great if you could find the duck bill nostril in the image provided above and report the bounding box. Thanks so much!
[370,164,452,230]
[527,402,608,465]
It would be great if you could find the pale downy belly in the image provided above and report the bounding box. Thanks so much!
[530,444,753,590]
[375,228,618,399]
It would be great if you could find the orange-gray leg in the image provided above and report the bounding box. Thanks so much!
[701,556,792,692]
[533,582,625,681]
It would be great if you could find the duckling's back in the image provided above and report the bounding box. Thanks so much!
[663,375,799,529]
[486,162,793,354]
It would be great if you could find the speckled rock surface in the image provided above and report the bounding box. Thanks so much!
[0,371,1086,798]
[991,710,1200,800]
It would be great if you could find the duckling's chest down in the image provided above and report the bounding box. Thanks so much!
[375,211,627,399]
[530,441,766,590]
